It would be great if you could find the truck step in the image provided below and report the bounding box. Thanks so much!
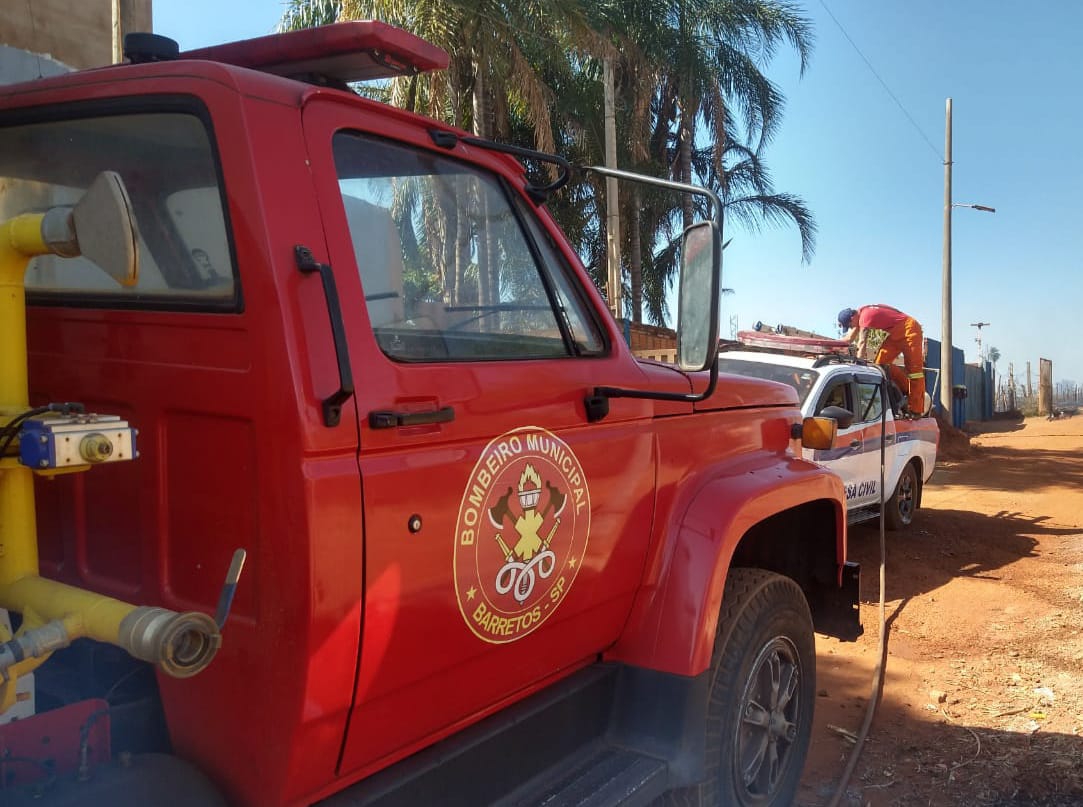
[319,664,690,807]
[847,504,880,526]
[498,742,667,807]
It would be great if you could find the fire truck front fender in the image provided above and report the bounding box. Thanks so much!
[607,454,845,677]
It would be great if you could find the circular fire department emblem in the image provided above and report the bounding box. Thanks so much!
[454,426,591,643]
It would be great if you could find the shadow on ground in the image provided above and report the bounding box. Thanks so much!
[800,691,1083,806]
[846,508,1076,610]
[932,443,1083,493]
[967,412,1028,435]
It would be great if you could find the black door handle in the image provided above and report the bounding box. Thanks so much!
[295,245,354,428]
[369,407,456,429]
[849,439,861,448]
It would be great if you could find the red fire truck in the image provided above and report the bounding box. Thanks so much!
[0,22,858,807]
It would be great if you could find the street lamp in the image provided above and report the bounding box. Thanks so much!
[941,98,996,421]
[970,321,990,363]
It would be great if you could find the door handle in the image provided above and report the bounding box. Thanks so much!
[295,245,354,428]
[369,406,456,429]
[849,439,861,448]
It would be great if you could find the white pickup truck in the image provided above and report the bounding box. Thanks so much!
[717,334,939,529]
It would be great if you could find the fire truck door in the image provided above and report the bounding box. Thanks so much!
[301,100,657,776]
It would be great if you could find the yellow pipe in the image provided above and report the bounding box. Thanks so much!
[0,214,47,587]
[0,464,39,585]
[0,213,46,412]
[1,576,135,646]
[0,213,46,591]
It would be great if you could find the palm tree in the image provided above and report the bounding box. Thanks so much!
[278,0,342,31]
[553,1,814,324]
[277,1,816,327]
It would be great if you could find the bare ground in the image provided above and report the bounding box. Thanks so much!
[799,415,1083,807]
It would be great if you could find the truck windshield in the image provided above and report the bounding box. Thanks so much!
[332,131,604,362]
[0,110,236,307]
[717,357,819,404]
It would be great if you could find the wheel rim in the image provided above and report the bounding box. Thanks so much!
[897,468,915,523]
[734,636,803,804]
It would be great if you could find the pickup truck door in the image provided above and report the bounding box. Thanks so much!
[301,100,658,776]
[810,375,866,503]
[851,374,895,506]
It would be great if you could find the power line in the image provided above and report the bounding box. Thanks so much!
[818,0,942,161]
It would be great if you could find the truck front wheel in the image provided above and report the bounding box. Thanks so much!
[665,568,815,807]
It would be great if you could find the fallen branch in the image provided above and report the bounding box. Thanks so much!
[951,727,983,771]
[827,724,858,744]
[993,706,1028,718]
[862,779,896,790]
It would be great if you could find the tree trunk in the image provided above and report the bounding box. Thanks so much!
[472,59,499,307]
[629,189,643,323]
[678,99,694,230]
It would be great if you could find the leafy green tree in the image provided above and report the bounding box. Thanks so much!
[278,0,342,31]
[277,0,817,327]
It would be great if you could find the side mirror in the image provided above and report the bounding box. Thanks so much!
[676,221,721,371]
[40,171,140,287]
[796,416,838,450]
[818,405,855,430]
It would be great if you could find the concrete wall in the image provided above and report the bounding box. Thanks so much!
[0,44,71,84]
[0,0,151,71]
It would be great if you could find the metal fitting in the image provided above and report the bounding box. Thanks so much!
[39,206,80,258]
[118,607,222,678]
[78,433,114,463]
[0,619,71,673]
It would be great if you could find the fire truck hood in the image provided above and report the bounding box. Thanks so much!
[634,359,800,414]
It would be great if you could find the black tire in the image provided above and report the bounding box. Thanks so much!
[663,568,815,807]
[884,462,919,531]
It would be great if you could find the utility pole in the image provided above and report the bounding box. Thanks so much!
[1026,361,1032,399]
[941,99,953,415]
[971,321,990,362]
[112,0,123,63]
[603,59,622,321]
[111,0,141,64]
[940,100,995,419]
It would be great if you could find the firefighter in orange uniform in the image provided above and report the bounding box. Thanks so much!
[839,305,927,416]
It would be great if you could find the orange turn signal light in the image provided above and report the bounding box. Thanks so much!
[797,416,837,450]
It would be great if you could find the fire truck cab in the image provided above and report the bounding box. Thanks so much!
[0,22,859,807]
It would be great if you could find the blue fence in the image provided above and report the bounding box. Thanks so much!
[923,337,993,427]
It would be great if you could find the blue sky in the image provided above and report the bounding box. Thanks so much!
[155,1,1082,387]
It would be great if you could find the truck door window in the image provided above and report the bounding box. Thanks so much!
[1,110,237,308]
[817,381,852,415]
[855,380,883,423]
[332,131,602,361]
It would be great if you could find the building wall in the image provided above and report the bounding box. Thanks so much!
[0,0,151,71]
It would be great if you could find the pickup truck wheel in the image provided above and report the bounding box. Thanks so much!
[885,462,919,531]
[663,568,815,807]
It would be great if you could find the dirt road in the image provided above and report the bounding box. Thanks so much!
[799,415,1083,806]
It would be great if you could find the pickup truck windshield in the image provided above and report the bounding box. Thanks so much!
[717,357,819,404]
[0,110,235,307]
[332,131,604,362]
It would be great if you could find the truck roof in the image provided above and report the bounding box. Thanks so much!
[0,22,449,114]
[717,349,819,371]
